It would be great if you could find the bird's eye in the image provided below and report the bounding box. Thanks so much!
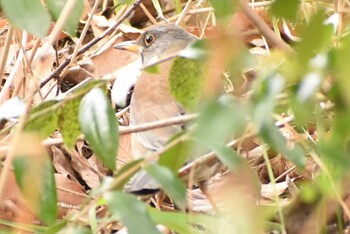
[144,33,155,46]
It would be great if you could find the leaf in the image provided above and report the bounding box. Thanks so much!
[25,100,60,138]
[271,0,300,21]
[104,192,162,234]
[209,0,237,23]
[46,0,84,36]
[330,35,350,108]
[259,121,306,167]
[158,139,193,172]
[79,88,118,170]
[45,220,68,234]
[296,11,333,72]
[1,0,51,38]
[146,164,187,210]
[13,133,57,224]
[169,57,204,110]
[148,208,211,234]
[59,98,81,149]
[195,98,247,170]
[111,159,143,191]
[253,73,306,167]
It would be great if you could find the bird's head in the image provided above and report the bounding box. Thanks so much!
[114,24,196,66]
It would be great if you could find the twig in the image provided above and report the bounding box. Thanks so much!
[0,114,198,154]
[175,0,193,25]
[238,0,293,53]
[0,32,28,102]
[39,0,144,88]
[67,0,103,68]
[119,113,198,135]
[0,26,13,88]
[140,3,158,25]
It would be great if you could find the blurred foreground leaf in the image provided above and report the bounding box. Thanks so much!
[271,0,300,21]
[146,164,187,210]
[79,88,118,170]
[260,121,306,167]
[59,98,81,149]
[148,208,211,234]
[159,139,193,172]
[13,133,57,224]
[46,0,84,35]
[1,0,51,38]
[195,98,247,170]
[104,192,162,234]
[25,100,60,138]
[209,0,237,23]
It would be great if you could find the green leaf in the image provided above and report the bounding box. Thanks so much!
[1,0,51,38]
[159,139,193,172]
[271,0,300,21]
[45,220,68,234]
[296,11,333,72]
[79,88,118,170]
[25,100,60,138]
[46,0,84,36]
[195,98,247,170]
[330,35,350,108]
[259,121,306,167]
[148,208,211,234]
[111,159,143,191]
[59,98,81,149]
[169,57,204,110]
[146,164,187,210]
[104,192,162,234]
[209,0,237,23]
[13,134,57,225]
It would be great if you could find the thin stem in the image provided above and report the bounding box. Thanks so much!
[0,26,14,88]
[39,0,144,88]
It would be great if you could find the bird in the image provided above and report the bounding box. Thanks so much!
[114,24,221,194]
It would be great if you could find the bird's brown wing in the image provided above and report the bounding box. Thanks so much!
[129,60,185,158]
[130,96,184,157]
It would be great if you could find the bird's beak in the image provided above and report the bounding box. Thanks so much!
[114,40,143,52]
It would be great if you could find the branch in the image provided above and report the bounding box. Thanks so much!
[39,0,144,88]
[238,0,293,53]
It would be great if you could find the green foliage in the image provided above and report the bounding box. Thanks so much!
[112,159,144,190]
[13,135,57,225]
[271,0,300,21]
[148,208,211,234]
[209,0,237,23]
[295,11,333,74]
[24,80,108,141]
[46,0,84,36]
[0,0,82,37]
[146,164,187,210]
[58,98,81,149]
[1,0,51,38]
[79,88,118,170]
[159,139,193,172]
[104,192,162,234]
[25,100,60,138]
[195,98,246,170]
